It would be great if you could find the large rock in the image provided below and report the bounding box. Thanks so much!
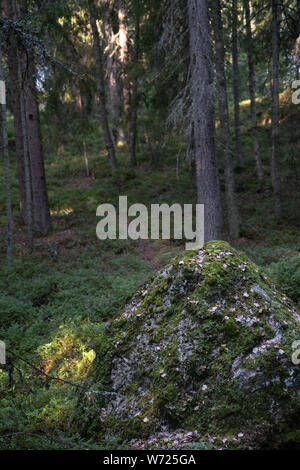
[76,241,300,449]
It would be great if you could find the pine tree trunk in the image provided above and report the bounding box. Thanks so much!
[78,92,90,176]
[271,0,281,218]
[16,44,34,249]
[211,0,240,239]
[0,45,13,263]
[2,0,26,221]
[9,0,34,248]
[296,0,300,79]
[88,0,118,174]
[128,15,140,169]
[104,12,123,144]
[24,55,52,236]
[243,0,264,182]
[188,0,223,242]
[232,0,243,166]
[118,0,131,144]
[3,0,52,238]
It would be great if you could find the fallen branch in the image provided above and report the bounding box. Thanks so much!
[6,349,84,391]
[5,348,119,397]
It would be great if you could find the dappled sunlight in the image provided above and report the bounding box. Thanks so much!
[239,98,251,107]
[50,207,74,217]
[38,324,96,382]
[99,149,109,158]
[116,140,126,148]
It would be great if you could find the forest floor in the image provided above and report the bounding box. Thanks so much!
[0,94,299,449]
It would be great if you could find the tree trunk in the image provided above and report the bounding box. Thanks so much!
[16,43,34,249]
[6,0,34,248]
[188,0,223,242]
[0,44,13,263]
[128,15,140,168]
[3,0,52,238]
[271,0,281,218]
[104,11,123,144]
[118,0,131,144]
[24,55,52,236]
[2,0,26,221]
[243,0,264,182]
[211,0,240,239]
[232,0,243,166]
[296,0,300,79]
[77,91,90,176]
[88,0,118,174]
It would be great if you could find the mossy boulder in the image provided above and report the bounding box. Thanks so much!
[75,241,300,449]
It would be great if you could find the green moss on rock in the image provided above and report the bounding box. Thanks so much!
[74,241,300,449]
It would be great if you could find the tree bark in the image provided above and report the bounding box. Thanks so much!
[118,0,131,144]
[24,55,52,236]
[3,0,34,247]
[188,0,223,242]
[128,14,140,168]
[2,0,26,221]
[211,0,240,239]
[3,0,52,238]
[232,0,243,166]
[0,43,13,263]
[88,0,118,174]
[271,0,281,218]
[78,92,90,176]
[16,42,34,249]
[243,0,264,182]
[296,0,300,79]
[104,11,123,144]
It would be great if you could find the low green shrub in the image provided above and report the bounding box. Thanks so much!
[265,255,300,304]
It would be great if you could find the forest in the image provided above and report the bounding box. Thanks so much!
[0,0,299,452]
